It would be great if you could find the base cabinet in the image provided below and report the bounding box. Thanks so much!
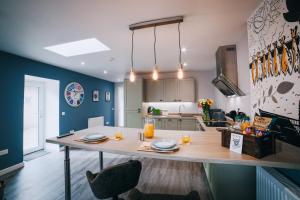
[164,118,179,130]
[203,163,256,200]
[153,118,197,131]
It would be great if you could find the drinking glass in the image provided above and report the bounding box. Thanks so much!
[144,117,155,139]
[181,134,191,144]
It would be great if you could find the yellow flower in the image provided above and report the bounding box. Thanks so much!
[207,99,214,106]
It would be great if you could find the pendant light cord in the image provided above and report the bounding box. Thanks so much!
[178,22,182,65]
[131,30,134,69]
[154,26,157,66]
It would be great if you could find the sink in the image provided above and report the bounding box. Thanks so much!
[179,113,196,117]
[167,113,199,118]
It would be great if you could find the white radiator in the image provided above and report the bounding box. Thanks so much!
[257,167,300,200]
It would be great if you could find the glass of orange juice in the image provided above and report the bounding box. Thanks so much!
[114,127,124,140]
[144,117,155,139]
[181,134,191,144]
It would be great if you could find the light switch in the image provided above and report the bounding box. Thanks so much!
[62,112,66,116]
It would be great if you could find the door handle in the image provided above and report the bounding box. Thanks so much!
[137,108,141,113]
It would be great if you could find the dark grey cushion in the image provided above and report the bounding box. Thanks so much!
[128,189,200,200]
[86,160,142,199]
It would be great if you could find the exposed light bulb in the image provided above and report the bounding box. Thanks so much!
[152,67,158,80]
[177,65,184,79]
[129,69,135,82]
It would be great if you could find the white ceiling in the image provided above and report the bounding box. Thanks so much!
[0,0,260,82]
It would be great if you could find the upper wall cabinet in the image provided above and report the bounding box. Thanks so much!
[145,78,195,102]
[145,79,164,102]
[164,79,179,102]
[178,78,195,102]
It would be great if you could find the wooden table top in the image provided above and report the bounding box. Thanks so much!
[46,126,300,170]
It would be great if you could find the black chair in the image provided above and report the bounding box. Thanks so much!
[86,160,201,200]
[86,160,142,200]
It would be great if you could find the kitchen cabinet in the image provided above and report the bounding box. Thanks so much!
[154,118,164,129]
[178,79,195,102]
[145,79,164,102]
[164,118,179,130]
[179,119,196,131]
[125,79,143,128]
[204,163,256,200]
[164,79,178,102]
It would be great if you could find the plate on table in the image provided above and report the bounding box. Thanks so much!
[81,134,106,142]
[150,144,180,152]
[152,139,177,149]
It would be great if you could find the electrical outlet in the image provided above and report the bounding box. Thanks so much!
[0,149,8,156]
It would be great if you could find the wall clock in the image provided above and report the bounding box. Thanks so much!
[64,82,84,107]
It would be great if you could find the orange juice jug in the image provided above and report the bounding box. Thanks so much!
[144,117,155,139]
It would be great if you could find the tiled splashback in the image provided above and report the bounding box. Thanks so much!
[142,102,200,115]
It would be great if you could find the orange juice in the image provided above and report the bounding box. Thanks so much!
[182,135,191,144]
[144,123,154,138]
[114,132,123,140]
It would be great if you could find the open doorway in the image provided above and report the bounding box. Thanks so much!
[23,75,59,158]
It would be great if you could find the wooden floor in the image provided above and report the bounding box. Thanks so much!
[3,150,212,200]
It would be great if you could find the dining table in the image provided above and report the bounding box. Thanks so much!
[46,124,300,200]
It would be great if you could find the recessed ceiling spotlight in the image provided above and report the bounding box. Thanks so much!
[183,62,187,67]
[103,70,108,74]
[81,62,85,66]
[44,38,110,57]
[181,47,187,52]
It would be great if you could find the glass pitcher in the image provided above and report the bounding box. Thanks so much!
[144,117,155,139]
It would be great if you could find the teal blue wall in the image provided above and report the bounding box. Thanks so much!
[0,51,115,170]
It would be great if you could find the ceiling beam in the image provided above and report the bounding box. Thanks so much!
[129,16,184,31]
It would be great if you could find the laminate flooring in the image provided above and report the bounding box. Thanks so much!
[3,150,212,200]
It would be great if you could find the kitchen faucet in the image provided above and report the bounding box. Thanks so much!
[179,104,186,114]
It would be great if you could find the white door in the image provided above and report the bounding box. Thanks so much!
[125,79,143,128]
[23,81,45,155]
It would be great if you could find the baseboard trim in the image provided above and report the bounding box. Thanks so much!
[0,162,24,177]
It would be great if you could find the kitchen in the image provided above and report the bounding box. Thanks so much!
[1,0,300,200]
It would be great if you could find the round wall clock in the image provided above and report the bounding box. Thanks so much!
[64,82,84,107]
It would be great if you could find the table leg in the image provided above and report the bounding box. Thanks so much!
[64,146,71,200]
[99,151,103,171]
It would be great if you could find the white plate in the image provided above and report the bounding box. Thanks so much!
[81,134,105,141]
[152,139,177,149]
[151,144,180,152]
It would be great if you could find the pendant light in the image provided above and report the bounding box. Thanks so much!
[152,26,159,80]
[177,22,184,79]
[129,30,136,82]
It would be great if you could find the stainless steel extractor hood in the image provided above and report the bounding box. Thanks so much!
[212,45,245,97]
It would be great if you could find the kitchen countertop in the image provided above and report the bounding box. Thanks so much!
[145,114,198,120]
[47,123,300,170]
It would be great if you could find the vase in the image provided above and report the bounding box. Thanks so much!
[202,108,210,122]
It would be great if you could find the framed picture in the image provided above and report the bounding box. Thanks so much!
[105,91,111,102]
[93,90,99,102]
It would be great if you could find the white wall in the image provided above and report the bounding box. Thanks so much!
[25,75,59,152]
[214,26,251,116]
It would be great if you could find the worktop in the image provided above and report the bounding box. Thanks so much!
[47,124,300,170]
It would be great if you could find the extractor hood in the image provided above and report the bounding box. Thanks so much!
[212,45,245,97]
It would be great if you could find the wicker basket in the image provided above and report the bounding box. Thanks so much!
[221,129,276,158]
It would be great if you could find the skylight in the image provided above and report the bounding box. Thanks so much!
[44,38,110,57]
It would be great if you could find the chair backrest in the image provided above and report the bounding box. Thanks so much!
[86,160,142,199]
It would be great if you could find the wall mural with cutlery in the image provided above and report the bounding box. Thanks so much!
[247,0,300,119]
